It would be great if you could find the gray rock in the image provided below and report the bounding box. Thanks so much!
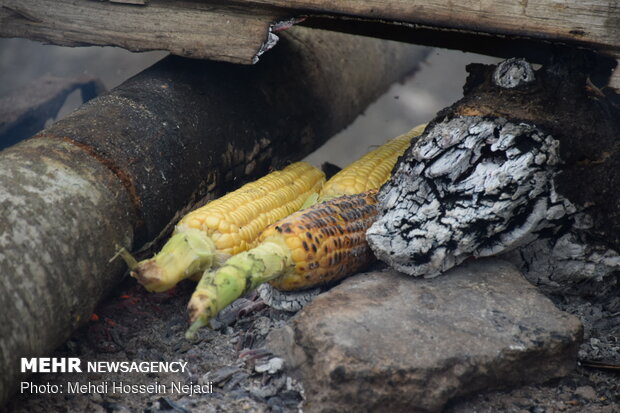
[267,259,582,413]
[574,385,597,401]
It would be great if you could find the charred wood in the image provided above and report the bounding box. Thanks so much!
[257,284,321,312]
[368,55,620,293]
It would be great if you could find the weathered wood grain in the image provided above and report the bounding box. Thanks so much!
[0,0,282,64]
[2,0,619,59]
[242,0,620,87]
[238,0,620,54]
[0,0,618,89]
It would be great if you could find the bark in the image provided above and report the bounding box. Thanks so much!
[368,55,620,291]
[0,27,426,406]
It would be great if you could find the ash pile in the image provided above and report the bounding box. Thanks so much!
[6,279,304,413]
[5,263,619,413]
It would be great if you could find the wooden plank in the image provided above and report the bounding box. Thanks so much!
[247,0,620,92]
[0,0,618,90]
[0,0,283,64]
[1,0,618,61]
[238,0,620,54]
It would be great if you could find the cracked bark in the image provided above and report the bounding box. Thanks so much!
[368,56,620,292]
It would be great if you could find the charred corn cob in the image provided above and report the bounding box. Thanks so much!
[186,190,378,337]
[129,162,325,292]
[185,124,427,334]
[317,123,426,201]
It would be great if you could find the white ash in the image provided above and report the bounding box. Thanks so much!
[501,225,620,293]
[367,116,576,277]
[257,284,321,312]
[493,58,536,89]
[506,212,620,293]
[255,357,285,374]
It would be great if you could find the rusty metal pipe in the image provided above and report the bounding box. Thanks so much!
[0,27,427,405]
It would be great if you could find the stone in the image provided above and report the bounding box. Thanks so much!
[267,259,583,413]
[574,385,597,401]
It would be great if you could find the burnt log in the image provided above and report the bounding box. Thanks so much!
[367,55,620,293]
[0,27,426,406]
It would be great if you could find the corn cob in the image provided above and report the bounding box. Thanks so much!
[317,123,426,201]
[186,190,378,337]
[129,162,325,292]
[252,123,426,309]
[185,124,426,333]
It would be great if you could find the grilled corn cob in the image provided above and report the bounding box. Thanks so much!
[130,162,325,292]
[186,190,378,337]
[317,123,426,201]
[185,124,427,333]
[253,123,426,309]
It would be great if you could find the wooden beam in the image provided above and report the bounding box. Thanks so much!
[249,0,620,91]
[2,0,618,61]
[0,0,283,64]
[237,0,620,55]
[0,0,618,90]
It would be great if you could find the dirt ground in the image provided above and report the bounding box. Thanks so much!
[3,263,619,413]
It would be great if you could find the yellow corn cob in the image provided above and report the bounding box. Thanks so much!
[177,162,325,256]
[129,162,325,292]
[317,123,426,201]
[186,191,378,337]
